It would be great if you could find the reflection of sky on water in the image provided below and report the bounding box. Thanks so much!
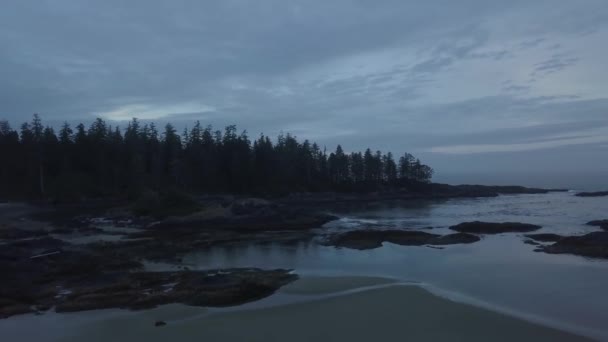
[184,192,608,339]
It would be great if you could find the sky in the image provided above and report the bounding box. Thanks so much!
[1,0,607,187]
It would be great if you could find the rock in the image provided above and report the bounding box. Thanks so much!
[325,230,388,250]
[54,268,297,313]
[429,233,481,245]
[383,231,441,246]
[575,191,608,197]
[155,321,166,327]
[449,221,541,234]
[586,220,608,230]
[324,230,480,250]
[426,245,445,250]
[524,233,564,242]
[0,228,48,240]
[152,205,338,232]
[0,303,33,319]
[541,231,608,259]
[524,239,540,246]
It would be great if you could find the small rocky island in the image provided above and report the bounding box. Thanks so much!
[324,230,480,250]
[587,220,608,230]
[575,191,608,197]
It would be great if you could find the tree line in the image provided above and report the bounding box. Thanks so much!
[0,114,433,200]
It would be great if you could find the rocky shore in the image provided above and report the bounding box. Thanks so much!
[587,220,608,230]
[323,230,480,250]
[0,224,297,318]
[2,185,608,320]
[1,200,311,319]
[278,184,565,206]
[575,191,608,197]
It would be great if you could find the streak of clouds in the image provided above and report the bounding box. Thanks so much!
[1,0,607,179]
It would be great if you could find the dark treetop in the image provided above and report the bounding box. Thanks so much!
[0,115,433,200]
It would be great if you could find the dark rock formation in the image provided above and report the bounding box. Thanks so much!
[524,233,564,242]
[0,224,299,319]
[586,220,608,230]
[450,221,541,234]
[151,201,338,232]
[430,233,481,245]
[324,230,480,250]
[0,228,48,240]
[278,185,563,206]
[1,242,296,319]
[54,269,297,313]
[576,191,608,197]
[541,232,608,259]
[0,300,33,319]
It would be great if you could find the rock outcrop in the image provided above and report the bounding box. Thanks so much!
[324,230,480,250]
[540,232,608,259]
[524,233,564,242]
[450,221,541,234]
[576,191,608,197]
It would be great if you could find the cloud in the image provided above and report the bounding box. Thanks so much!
[429,134,608,154]
[1,0,608,177]
[531,53,579,77]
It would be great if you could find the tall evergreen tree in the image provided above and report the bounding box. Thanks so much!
[0,115,434,199]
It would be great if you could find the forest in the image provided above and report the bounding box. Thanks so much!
[0,114,434,200]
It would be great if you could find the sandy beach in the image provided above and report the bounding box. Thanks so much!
[1,276,588,342]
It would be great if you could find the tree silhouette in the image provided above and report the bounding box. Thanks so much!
[0,115,434,200]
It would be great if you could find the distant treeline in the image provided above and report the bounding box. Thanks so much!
[0,114,433,200]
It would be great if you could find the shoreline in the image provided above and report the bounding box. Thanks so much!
[2,192,608,340]
[1,276,595,342]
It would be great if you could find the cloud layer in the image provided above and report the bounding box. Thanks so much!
[1,0,607,179]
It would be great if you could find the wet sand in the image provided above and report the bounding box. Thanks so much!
[279,275,398,295]
[45,276,593,342]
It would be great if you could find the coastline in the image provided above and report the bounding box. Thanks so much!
[1,276,594,342]
[2,191,608,340]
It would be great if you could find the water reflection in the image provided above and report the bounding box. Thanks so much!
[183,192,608,338]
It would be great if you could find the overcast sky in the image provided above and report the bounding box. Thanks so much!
[1,1,607,186]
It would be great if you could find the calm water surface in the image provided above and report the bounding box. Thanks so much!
[183,192,608,339]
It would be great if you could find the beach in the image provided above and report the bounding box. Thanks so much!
[1,276,593,342]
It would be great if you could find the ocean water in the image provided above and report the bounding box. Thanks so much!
[433,171,608,191]
[183,191,608,340]
[2,192,608,341]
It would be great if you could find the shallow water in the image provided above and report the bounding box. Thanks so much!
[3,192,608,341]
[181,192,608,340]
